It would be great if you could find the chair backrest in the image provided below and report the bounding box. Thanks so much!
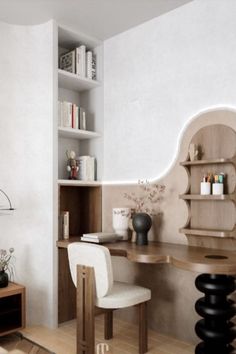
[68,242,114,298]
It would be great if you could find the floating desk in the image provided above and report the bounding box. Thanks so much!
[57,239,236,353]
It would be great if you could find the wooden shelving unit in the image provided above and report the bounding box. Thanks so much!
[0,283,25,336]
[180,124,236,244]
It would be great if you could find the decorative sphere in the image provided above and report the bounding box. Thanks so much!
[132,212,152,233]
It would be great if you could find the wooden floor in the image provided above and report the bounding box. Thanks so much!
[0,333,53,354]
[20,315,195,354]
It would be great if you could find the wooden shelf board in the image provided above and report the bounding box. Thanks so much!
[180,157,235,166]
[58,179,101,187]
[58,127,101,140]
[180,194,236,201]
[180,227,236,238]
[57,236,81,248]
[58,69,100,92]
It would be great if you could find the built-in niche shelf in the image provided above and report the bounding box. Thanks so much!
[180,194,236,202]
[58,127,101,140]
[180,124,236,243]
[180,226,236,238]
[58,69,100,92]
[58,179,101,187]
[180,156,236,166]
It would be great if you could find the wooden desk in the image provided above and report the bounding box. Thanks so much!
[57,239,236,273]
[57,239,236,353]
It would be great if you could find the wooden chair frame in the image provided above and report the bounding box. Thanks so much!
[76,264,148,354]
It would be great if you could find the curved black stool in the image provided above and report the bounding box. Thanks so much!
[195,273,236,354]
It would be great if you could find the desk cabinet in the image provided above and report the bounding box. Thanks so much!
[0,282,25,336]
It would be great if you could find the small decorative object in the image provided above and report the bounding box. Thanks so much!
[112,208,130,240]
[200,182,211,195]
[189,143,199,161]
[0,189,14,210]
[124,181,165,244]
[0,248,14,288]
[132,213,152,245]
[212,183,224,195]
[66,150,79,180]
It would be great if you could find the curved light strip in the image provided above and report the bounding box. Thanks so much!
[0,189,14,210]
[102,105,236,185]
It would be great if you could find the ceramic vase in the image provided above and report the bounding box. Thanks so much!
[0,270,8,288]
[112,208,130,240]
[132,212,152,245]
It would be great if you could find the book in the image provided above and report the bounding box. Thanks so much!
[86,51,93,79]
[59,50,76,73]
[83,232,117,239]
[81,232,121,243]
[79,107,86,130]
[78,156,95,181]
[92,54,96,80]
[75,45,86,77]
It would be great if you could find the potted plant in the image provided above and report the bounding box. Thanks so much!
[0,248,14,288]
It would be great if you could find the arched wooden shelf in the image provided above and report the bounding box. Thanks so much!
[180,124,236,244]
[180,156,236,166]
[180,225,236,238]
[180,194,236,203]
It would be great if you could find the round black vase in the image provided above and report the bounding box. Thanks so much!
[132,212,152,245]
[0,270,8,288]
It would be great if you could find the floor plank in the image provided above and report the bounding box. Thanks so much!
[20,315,195,354]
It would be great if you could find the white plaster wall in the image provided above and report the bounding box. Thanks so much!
[104,0,236,182]
[0,21,55,327]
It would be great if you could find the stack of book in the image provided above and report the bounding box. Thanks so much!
[59,45,96,80]
[81,232,121,243]
[78,156,95,181]
[58,101,87,130]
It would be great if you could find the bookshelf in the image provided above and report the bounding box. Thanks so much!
[56,25,103,323]
[179,124,236,247]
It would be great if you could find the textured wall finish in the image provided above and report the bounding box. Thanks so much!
[104,0,236,182]
[0,21,55,327]
[104,110,236,343]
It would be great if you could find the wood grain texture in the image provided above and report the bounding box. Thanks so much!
[180,124,236,246]
[77,265,95,354]
[0,282,25,336]
[57,240,236,275]
[58,249,76,323]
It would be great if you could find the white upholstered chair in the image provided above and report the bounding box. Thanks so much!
[68,242,151,354]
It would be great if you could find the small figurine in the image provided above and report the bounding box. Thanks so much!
[188,143,199,161]
[66,150,79,180]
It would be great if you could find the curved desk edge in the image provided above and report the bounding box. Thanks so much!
[57,239,236,275]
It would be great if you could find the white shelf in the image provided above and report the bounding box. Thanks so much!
[58,127,101,140]
[58,179,101,187]
[58,69,100,92]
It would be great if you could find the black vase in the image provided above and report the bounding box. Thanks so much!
[0,270,8,288]
[132,212,152,245]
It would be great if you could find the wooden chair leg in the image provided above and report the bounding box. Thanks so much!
[104,310,113,340]
[77,265,95,354]
[138,302,148,354]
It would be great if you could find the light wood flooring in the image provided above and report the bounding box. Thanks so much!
[20,315,195,354]
[0,333,53,354]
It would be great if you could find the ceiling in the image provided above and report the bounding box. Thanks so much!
[0,0,193,40]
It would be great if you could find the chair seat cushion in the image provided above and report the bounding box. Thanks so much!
[96,281,151,309]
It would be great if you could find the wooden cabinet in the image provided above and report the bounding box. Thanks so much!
[180,124,236,247]
[0,283,25,336]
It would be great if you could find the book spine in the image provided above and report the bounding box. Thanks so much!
[79,108,86,130]
[76,45,86,77]
[62,211,69,239]
[86,51,93,79]
[92,54,96,80]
